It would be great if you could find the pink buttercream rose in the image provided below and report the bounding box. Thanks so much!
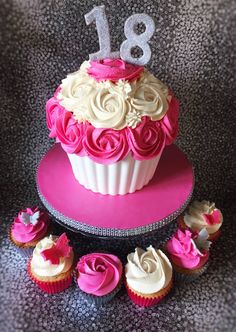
[55,111,87,155]
[166,229,208,269]
[87,58,144,82]
[11,207,50,244]
[83,126,129,164]
[77,253,123,296]
[46,97,66,138]
[160,95,179,145]
[127,116,166,160]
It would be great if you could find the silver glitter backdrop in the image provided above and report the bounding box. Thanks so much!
[0,1,236,331]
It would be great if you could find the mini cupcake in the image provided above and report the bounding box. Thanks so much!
[28,233,74,294]
[178,200,223,242]
[166,228,211,282]
[125,246,173,307]
[9,207,50,258]
[76,253,123,305]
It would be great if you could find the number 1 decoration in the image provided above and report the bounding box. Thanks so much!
[84,5,155,66]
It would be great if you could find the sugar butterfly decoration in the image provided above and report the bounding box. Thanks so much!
[41,233,72,265]
[20,211,40,226]
[191,228,212,256]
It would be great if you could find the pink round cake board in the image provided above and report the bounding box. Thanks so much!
[37,144,194,236]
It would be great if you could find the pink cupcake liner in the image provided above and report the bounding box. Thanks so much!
[125,281,172,307]
[27,259,73,294]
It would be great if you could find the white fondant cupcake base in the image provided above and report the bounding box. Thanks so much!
[67,152,162,195]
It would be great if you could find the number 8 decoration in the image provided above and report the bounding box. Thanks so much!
[84,5,155,65]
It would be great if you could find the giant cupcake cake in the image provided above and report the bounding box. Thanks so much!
[46,58,179,195]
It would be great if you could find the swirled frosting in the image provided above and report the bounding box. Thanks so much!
[55,111,87,155]
[125,246,172,294]
[12,207,50,244]
[127,116,165,160]
[184,200,223,234]
[57,60,171,130]
[31,235,74,277]
[166,229,209,269]
[83,126,129,164]
[77,253,123,296]
[87,58,144,82]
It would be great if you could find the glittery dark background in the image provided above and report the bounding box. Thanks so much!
[0,0,236,331]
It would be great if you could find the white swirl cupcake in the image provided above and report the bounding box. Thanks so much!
[28,233,74,294]
[178,200,223,241]
[125,246,173,307]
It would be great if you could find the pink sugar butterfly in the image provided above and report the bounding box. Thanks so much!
[203,210,221,225]
[41,233,71,265]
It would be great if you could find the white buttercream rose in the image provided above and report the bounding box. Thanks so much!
[87,87,131,130]
[130,81,169,121]
[125,246,172,294]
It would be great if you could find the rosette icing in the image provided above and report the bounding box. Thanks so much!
[55,111,87,155]
[77,253,123,296]
[184,200,223,234]
[83,126,129,164]
[57,60,171,130]
[12,207,50,244]
[87,58,144,82]
[46,59,180,164]
[166,229,209,269]
[127,116,165,160]
[125,246,172,295]
[31,235,74,277]
[46,97,66,138]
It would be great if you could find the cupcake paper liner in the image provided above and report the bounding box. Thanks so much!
[208,230,221,242]
[8,227,35,259]
[173,261,209,283]
[15,245,34,259]
[67,152,161,195]
[27,259,73,294]
[8,224,51,259]
[125,280,173,307]
[78,277,123,306]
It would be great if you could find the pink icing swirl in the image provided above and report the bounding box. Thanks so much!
[126,116,165,160]
[83,126,129,164]
[12,207,50,244]
[166,229,209,269]
[87,58,144,82]
[160,95,179,145]
[55,111,87,155]
[77,253,123,296]
[46,97,66,138]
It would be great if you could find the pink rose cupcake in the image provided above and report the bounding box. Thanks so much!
[178,200,223,242]
[9,207,50,258]
[28,233,74,294]
[46,59,179,195]
[166,228,211,282]
[76,252,123,305]
[125,246,173,307]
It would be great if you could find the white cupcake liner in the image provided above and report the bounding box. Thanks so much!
[67,152,162,195]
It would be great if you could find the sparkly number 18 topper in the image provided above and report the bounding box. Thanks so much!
[84,5,155,66]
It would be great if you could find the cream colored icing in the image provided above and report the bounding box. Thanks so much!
[30,235,74,277]
[125,246,172,294]
[184,200,223,234]
[58,62,170,130]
